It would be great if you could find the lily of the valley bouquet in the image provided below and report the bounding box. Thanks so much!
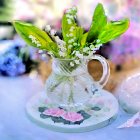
[13,4,130,127]
[13,3,129,68]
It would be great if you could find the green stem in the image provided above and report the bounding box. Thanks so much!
[68,77,75,105]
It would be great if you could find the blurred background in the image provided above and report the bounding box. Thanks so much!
[0,0,140,91]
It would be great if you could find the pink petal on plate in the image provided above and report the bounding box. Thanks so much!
[118,112,140,129]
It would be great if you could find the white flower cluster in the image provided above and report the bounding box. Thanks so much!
[66,26,80,48]
[28,35,49,58]
[45,25,67,57]
[69,41,101,67]
[47,51,53,56]
[72,50,83,59]
[29,35,41,47]
[82,39,102,56]
[45,25,56,36]
[66,7,77,14]
[70,59,80,67]
[65,7,80,49]
[94,39,102,52]
[66,7,77,25]
[54,36,67,57]
[38,50,43,54]
[38,49,48,58]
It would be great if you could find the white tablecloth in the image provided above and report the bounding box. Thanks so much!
[0,75,139,140]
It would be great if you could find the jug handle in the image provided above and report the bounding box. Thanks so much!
[88,54,110,88]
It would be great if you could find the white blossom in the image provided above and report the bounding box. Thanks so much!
[48,51,53,55]
[68,40,72,44]
[96,39,101,43]
[67,19,72,24]
[36,41,41,47]
[73,43,77,46]
[59,51,66,57]
[42,54,47,58]
[72,50,76,55]
[88,51,95,57]
[69,33,73,37]
[90,44,95,50]
[66,14,73,19]
[68,21,72,24]
[29,35,36,43]
[63,41,66,46]
[55,36,60,41]
[68,39,74,44]
[38,50,43,54]
[71,26,75,29]
[75,51,83,59]
[50,29,56,36]
[66,14,70,18]
[70,62,74,67]
[77,54,83,59]
[70,28,74,32]
[61,41,66,47]
[31,39,36,43]
[66,34,69,37]
[69,26,75,32]
[74,60,80,64]
[66,9,71,14]
[37,44,41,47]
[45,25,51,32]
[92,50,96,53]
[66,7,77,14]
[72,7,77,12]
[61,47,67,52]
[73,37,76,40]
[29,35,41,47]
[69,15,73,19]
[29,35,34,39]
[68,45,72,49]
[95,44,102,48]
[83,47,90,52]
[55,36,66,47]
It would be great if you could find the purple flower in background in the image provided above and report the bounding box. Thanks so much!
[109,35,140,65]
[0,38,38,76]
[0,53,25,76]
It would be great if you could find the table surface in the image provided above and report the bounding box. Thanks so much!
[0,75,139,140]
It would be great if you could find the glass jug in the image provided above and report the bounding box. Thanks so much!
[45,54,110,109]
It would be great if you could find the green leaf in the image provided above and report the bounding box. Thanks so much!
[61,8,84,54]
[13,20,54,51]
[81,32,88,47]
[76,27,84,42]
[77,110,91,120]
[49,42,59,57]
[40,114,50,119]
[51,117,64,123]
[91,106,101,111]
[98,19,130,43]
[87,3,107,42]
[38,107,47,113]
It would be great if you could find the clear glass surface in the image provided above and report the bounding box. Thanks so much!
[45,55,110,109]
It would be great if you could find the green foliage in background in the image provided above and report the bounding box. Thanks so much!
[0,0,13,21]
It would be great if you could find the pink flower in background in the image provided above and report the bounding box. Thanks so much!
[134,118,140,124]
[43,108,65,117]
[118,112,140,128]
[62,112,84,122]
